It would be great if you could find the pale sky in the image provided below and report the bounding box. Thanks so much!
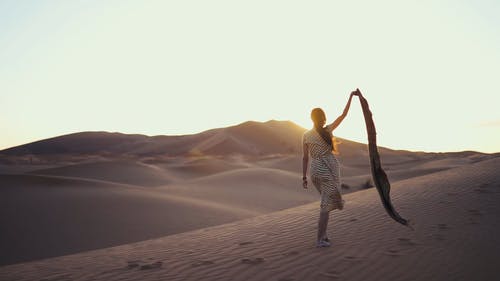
[1,0,499,153]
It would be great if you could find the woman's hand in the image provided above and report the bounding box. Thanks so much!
[351,88,363,97]
[329,90,357,131]
[302,178,308,189]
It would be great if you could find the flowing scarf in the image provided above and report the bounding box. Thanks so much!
[358,95,412,229]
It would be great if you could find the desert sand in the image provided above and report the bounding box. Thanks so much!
[0,157,498,281]
[1,120,499,280]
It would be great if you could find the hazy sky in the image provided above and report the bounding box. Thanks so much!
[1,0,499,153]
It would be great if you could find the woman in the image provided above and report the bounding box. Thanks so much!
[302,90,359,247]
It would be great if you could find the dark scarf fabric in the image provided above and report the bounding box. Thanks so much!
[358,95,412,228]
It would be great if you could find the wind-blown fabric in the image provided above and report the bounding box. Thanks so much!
[358,95,411,228]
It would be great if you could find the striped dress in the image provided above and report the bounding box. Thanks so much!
[303,125,345,212]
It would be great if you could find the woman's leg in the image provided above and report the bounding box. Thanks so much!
[313,177,331,244]
[323,211,330,240]
[317,210,330,242]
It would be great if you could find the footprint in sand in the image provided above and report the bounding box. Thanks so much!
[39,274,72,281]
[349,218,358,222]
[283,251,300,257]
[140,261,163,270]
[430,223,450,231]
[320,270,340,279]
[466,219,479,225]
[385,249,401,257]
[398,238,418,246]
[241,257,265,265]
[467,209,483,217]
[474,188,492,194]
[126,260,141,269]
[238,241,254,246]
[436,223,451,231]
[474,183,498,194]
[427,233,446,241]
[191,260,215,267]
[466,210,481,225]
[278,278,295,281]
[343,256,364,262]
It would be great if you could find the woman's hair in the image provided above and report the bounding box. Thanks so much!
[311,108,333,148]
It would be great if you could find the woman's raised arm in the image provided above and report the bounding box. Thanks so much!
[327,89,359,132]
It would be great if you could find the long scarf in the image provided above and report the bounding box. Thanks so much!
[358,95,412,229]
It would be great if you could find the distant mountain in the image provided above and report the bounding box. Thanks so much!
[1,120,485,160]
[0,120,314,157]
[0,132,149,156]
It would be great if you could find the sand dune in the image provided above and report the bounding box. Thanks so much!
[0,165,317,266]
[162,168,320,213]
[28,161,174,186]
[159,156,251,180]
[0,132,150,156]
[0,174,256,266]
[1,120,498,276]
[0,120,364,159]
[1,157,498,281]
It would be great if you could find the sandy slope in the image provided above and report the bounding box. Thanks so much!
[1,157,498,281]
[0,165,321,266]
[1,120,497,274]
[1,151,496,266]
[161,167,320,213]
[28,161,174,186]
[0,174,256,266]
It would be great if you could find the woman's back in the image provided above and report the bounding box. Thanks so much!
[303,126,334,159]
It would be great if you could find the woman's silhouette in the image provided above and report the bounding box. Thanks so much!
[302,90,360,247]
